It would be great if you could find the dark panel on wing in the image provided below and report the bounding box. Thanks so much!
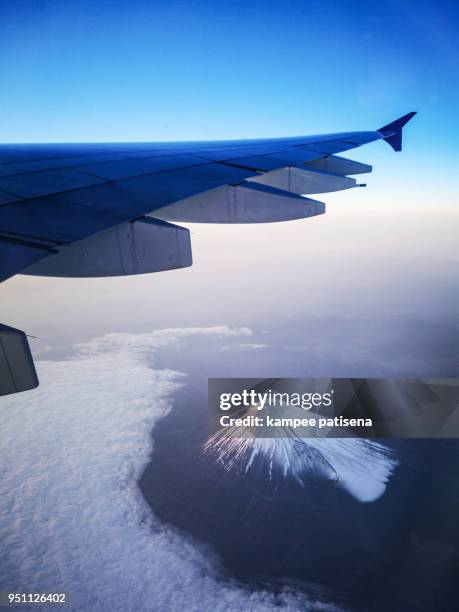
[0,189,19,205]
[0,142,164,164]
[194,144,292,161]
[221,155,288,172]
[298,141,356,155]
[0,238,56,283]
[218,147,334,172]
[0,197,123,243]
[73,153,204,181]
[0,168,105,200]
[264,150,323,164]
[0,150,178,177]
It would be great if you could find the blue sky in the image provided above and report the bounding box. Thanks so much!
[1,0,458,147]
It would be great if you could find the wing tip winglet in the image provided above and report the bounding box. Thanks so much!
[378,111,417,151]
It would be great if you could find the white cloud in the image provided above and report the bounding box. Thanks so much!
[219,342,268,352]
[238,343,269,350]
[0,327,343,612]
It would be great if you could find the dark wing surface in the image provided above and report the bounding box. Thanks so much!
[0,112,416,283]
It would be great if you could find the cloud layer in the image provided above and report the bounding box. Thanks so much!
[0,327,343,612]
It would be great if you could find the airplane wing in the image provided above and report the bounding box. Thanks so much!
[0,112,416,395]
